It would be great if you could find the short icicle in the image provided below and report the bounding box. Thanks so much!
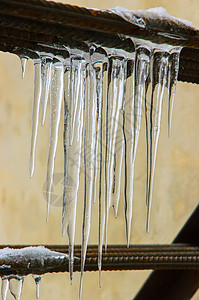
[32,275,43,299]
[29,58,42,178]
[20,57,27,79]
[46,60,64,221]
[9,276,24,300]
[1,277,9,300]
[167,48,181,137]
[146,50,169,233]
[80,62,97,298]
[62,58,84,282]
[40,56,53,125]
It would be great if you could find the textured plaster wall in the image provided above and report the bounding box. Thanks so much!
[0,0,199,299]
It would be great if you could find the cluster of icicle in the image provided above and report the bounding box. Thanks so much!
[1,275,42,300]
[18,39,181,297]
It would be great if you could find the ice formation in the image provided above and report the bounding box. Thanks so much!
[0,247,68,299]
[0,4,188,298]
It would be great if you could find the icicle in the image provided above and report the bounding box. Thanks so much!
[32,275,43,299]
[29,58,42,178]
[111,60,127,217]
[123,58,135,246]
[146,51,169,233]
[40,57,53,125]
[80,61,97,298]
[91,48,106,205]
[1,277,9,300]
[125,47,150,245]
[62,58,84,282]
[104,57,125,247]
[46,60,64,221]
[167,48,181,137]
[9,276,24,300]
[89,48,108,285]
[20,57,27,79]
[144,66,152,208]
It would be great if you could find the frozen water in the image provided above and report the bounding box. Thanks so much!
[32,275,43,299]
[40,56,52,125]
[20,57,27,79]
[1,277,9,300]
[13,6,185,295]
[29,58,42,178]
[9,276,24,300]
[62,57,84,281]
[145,50,169,232]
[167,48,182,137]
[46,60,64,221]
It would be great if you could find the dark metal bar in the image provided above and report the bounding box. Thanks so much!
[134,204,199,300]
[0,0,199,83]
[0,244,198,276]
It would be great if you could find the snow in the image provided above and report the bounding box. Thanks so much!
[109,6,196,29]
[0,246,68,261]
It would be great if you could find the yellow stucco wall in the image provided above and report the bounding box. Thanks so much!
[0,0,199,299]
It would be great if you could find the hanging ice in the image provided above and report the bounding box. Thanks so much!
[9,276,24,300]
[20,57,27,79]
[1,277,9,300]
[46,59,64,221]
[80,60,97,297]
[29,58,42,178]
[167,48,181,137]
[19,5,187,296]
[89,48,108,284]
[62,56,84,281]
[125,46,150,245]
[40,56,53,125]
[105,56,126,246]
[145,50,169,232]
[32,275,43,299]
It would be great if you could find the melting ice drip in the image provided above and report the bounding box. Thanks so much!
[19,40,181,294]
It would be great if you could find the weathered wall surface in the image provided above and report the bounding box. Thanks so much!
[0,0,198,299]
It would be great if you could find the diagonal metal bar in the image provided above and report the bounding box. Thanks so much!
[134,204,199,300]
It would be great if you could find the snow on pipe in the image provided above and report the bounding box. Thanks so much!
[9,5,188,297]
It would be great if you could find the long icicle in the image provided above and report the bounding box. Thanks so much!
[90,50,108,286]
[80,61,97,298]
[125,46,150,245]
[29,58,42,178]
[146,51,169,233]
[62,58,84,282]
[105,57,124,247]
[123,57,135,244]
[46,60,64,221]
[111,59,127,217]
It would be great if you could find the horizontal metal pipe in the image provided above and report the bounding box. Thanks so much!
[0,244,198,276]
